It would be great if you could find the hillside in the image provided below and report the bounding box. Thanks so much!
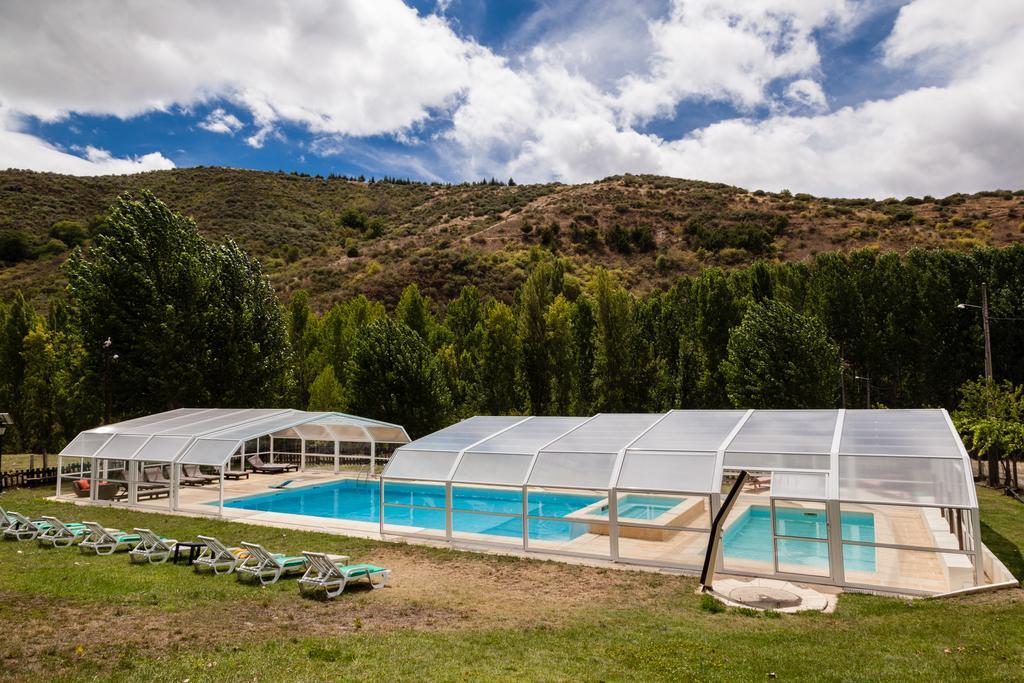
[1,167,1023,307]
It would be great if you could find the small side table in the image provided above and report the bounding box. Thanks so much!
[172,541,206,565]
[224,471,250,480]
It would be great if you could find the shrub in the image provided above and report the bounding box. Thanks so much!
[346,245,360,258]
[0,229,31,262]
[605,224,631,254]
[339,207,368,230]
[700,594,726,613]
[49,219,89,247]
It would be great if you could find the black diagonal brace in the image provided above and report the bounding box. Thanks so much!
[700,470,748,590]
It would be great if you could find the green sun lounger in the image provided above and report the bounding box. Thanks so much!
[37,516,89,548]
[79,522,141,555]
[298,551,389,599]
[128,529,178,564]
[236,542,308,585]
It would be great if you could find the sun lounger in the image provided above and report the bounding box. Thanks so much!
[2,511,66,541]
[181,464,218,485]
[193,535,249,575]
[236,542,308,585]
[246,454,298,474]
[128,528,178,564]
[0,506,32,530]
[37,515,89,548]
[298,552,389,599]
[78,521,141,555]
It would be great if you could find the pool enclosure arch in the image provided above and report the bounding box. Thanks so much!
[381,409,1011,596]
[56,408,409,513]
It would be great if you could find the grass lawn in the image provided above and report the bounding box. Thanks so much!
[0,454,56,472]
[0,485,1022,682]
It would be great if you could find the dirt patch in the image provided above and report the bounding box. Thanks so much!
[0,552,695,678]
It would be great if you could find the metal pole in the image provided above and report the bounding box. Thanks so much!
[370,441,376,476]
[982,282,993,381]
[300,438,306,471]
[334,439,340,475]
[218,468,225,516]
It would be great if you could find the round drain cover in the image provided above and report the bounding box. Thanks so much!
[727,586,802,609]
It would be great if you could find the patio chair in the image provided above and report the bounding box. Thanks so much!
[129,528,178,564]
[142,465,172,486]
[79,521,141,555]
[3,511,65,541]
[298,552,389,599]
[246,454,298,474]
[0,505,31,530]
[193,535,249,575]
[37,515,89,548]
[236,542,308,585]
[181,464,218,485]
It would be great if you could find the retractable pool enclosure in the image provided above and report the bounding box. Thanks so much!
[381,409,1011,596]
[56,408,409,513]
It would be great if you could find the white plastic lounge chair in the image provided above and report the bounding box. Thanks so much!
[37,515,89,548]
[2,511,64,541]
[0,506,16,530]
[193,535,249,575]
[78,522,141,555]
[129,528,178,564]
[236,542,308,585]
[298,552,390,599]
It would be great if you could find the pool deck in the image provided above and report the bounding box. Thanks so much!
[51,471,997,594]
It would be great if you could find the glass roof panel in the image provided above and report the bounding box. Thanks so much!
[133,435,193,463]
[398,416,525,452]
[382,449,460,481]
[839,455,972,507]
[158,409,287,436]
[90,408,198,434]
[58,431,113,457]
[94,434,150,460]
[839,409,960,457]
[364,425,410,443]
[616,450,718,492]
[771,472,828,499]
[453,417,586,486]
[629,410,746,452]
[540,413,663,454]
[207,411,320,441]
[468,417,586,454]
[528,450,619,489]
[724,451,830,471]
[178,439,241,466]
[727,410,838,455]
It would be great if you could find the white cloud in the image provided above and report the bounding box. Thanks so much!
[784,79,828,112]
[0,0,1022,196]
[197,108,244,135]
[0,126,174,175]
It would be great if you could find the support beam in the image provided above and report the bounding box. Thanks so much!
[300,438,306,472]
[700,470,748,590]
[334,439,340,475]
[218,468,225,516]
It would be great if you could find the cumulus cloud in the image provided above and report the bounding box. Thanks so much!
[0,0,1022,195]
[197,108,244,135]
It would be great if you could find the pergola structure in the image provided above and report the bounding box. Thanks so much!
[380,409,1013,596]
[57,408,409,513]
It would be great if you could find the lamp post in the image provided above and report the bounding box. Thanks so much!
[854,375,871,408]
[957,283,993,381]
[0,413,13,492]
[101,338,118,424]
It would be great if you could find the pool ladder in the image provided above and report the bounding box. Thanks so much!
[356,462,374,486]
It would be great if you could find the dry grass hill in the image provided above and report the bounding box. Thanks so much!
[1,167,1023,308]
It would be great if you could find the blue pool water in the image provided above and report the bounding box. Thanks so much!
[723,506,876,572]
[223,482,877,572]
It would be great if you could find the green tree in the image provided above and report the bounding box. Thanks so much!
[307,364,346,412]
[348,317,450,438]
[570,295,596,415]
[64,191,291,417]
[519,262,562,414]
[395,283,436,343]
[592,271,641,412]
[545,294,574,413]
[723,300,840,408]
[953,378,1024,487]
[0,290,33,449]
[480,302,522,414]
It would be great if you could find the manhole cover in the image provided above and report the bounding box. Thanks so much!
[727,586,802,609]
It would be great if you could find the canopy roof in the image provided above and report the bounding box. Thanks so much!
[59,408,410,467]
[382,409,976,508]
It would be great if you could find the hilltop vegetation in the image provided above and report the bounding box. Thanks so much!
[1,167,1023,307]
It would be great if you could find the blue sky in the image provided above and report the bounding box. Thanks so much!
[0,1,1021,197]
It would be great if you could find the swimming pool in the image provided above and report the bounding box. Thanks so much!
[587,494,682,521]
[223,480,602,541]
[722,506,876,572]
